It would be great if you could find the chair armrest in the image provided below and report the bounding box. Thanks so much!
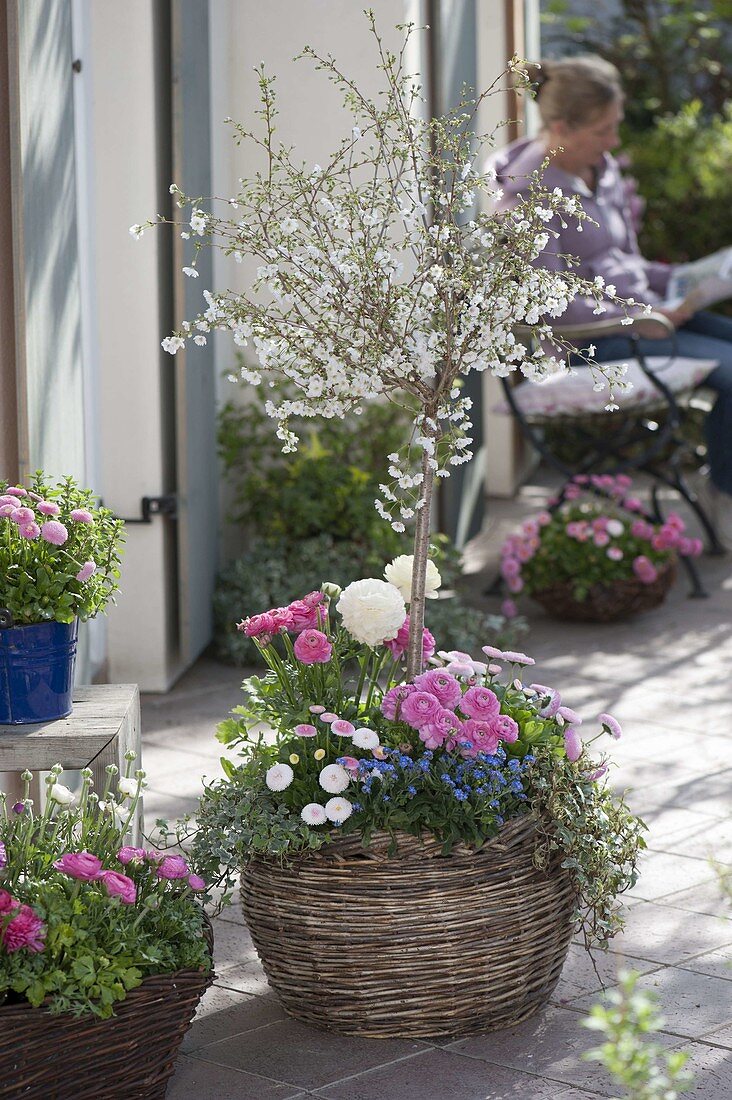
[515,311,675,342]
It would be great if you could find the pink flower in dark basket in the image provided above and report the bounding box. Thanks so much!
[412,669,462,710]
[288,592,325,631]
[460,719,500,758]
[384,616,435,665]
[117,846,147,865]
[419,708,463,750]
[270,606,295,632]
[53,851,104,882]
[381,683,416,721]
[400,691,444,730]
[156,855,190,880]
[632,555,658,584]
[187,874,206,892]
[293,629,333,664]
[493,714,519,744]
[564,726,583,762]
[460,685,500,722]
[100,870,137,905]
[1,905,46,953]
[0,889,16,913]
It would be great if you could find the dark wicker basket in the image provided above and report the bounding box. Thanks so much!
[531,558,677,622]
[0,943,213,1098]
[241,814,576,1038]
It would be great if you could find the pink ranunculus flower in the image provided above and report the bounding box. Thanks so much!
[384,615,435,665]
[506,575,524,594]
[593,531,610,547]
[53,851,104,882]
[460,685,500,721]
[294,723,318,738]
[412,669,462,710]
[287,599,321,632]
[632,555,658,584]
[270,606,295,632]
[188,874,206,892]
[400,690,444,729]
[156,855,190,880]
[493,714,519,743]
[100,870,137,905]
[117,846,146,865]
[20,523,40,540]
[380,683,416,721]
[501,598,518,618]
[1,905,46,953]
[460,719,500,758]
[240,611,277,638]
[0,888,15,913]
[75,560,97,582]
[70,508,94,523]
[37,500,60,516]
[501,556,521,580]
[293,628,332,664]
[418,708,463,750]
[564,726,583,762]
[623,496,643,512]
[40,519,68,546]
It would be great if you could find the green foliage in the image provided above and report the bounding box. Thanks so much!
[529,753,646,947]
[0,767,210,1018]
[625,102,732,264]
[583,970,693,1098]
[0,473,124,626]
[218,374,414,546]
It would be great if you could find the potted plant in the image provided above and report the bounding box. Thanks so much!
[500,474,703,622]
[0,761,212,1097]
[179,561,643,1038]
[0,473,124,724]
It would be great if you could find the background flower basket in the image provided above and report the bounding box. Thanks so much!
[531,557,678,623]
[0,946,212,1100]
[241,815,575,1039]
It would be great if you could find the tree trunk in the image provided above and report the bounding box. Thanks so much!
[406,448,436,680]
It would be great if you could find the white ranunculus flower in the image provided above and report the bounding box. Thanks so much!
[384,555,441,603]
[49,783,75,806]
[352,728,380,750]
[300,803,328,825]
[324,796,353,824]
[336,578,406,647]
[266,763,294,792]
[318,763,351,794]
[117,777,139,799]
[606,519,624,537]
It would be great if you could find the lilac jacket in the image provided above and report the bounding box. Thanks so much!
[489,137,671,326]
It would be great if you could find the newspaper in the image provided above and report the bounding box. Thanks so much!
[664,246,732,312]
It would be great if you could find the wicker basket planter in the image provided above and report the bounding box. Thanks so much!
[531,558,677,623]
[241,814,576,1038]
[0,960,213,1099]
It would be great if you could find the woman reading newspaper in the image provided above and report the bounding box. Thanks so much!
[491,55,732,545]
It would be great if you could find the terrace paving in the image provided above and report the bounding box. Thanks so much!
[145,476,732,1099]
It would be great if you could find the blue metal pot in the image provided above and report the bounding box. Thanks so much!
[0,619,78,724]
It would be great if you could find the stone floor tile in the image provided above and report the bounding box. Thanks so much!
[211,914,260,973]
[625,770,732,821]
[193,1018,426,1090]
[698,1022,732,1049]
[670,1039,732,1098]
[167,1054,304,1099]
[214,961,271,996]
[182,986,286,1052]
[551,943,660,1005]
[574,966,732,1040]
[658,878,731,919]
[649,815,732,862]
[313,1047,577,1099]
[624,850,717,904]
[601,901,732,966]
[679,944,732,983]
[443,1004,619,1097]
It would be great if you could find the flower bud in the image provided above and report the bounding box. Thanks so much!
[320,581,342,600]
[314,748,326,761]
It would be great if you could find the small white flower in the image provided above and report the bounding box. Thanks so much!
[319,763,350,794]
[336,579,405,647]
[606,519,625,537]
[98,800,127,824]
[384,555,441,603]
[351,728,379,750]
[325,796,353,824]
[182,266,199,278]
[117,777,139,799]
[266,763,294,791]
[300,803,328,825]
[49,782,75,806]
[161,335,184,355]
[129,224,145,239]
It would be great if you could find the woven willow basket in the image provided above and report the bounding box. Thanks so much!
[531,558,677,623]
[241,814,576,1038]
[0,937,213,1099]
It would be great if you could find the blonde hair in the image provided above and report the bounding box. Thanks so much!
[524,56,623,129]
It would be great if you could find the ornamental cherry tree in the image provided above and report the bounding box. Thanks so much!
[134,15,628,679]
